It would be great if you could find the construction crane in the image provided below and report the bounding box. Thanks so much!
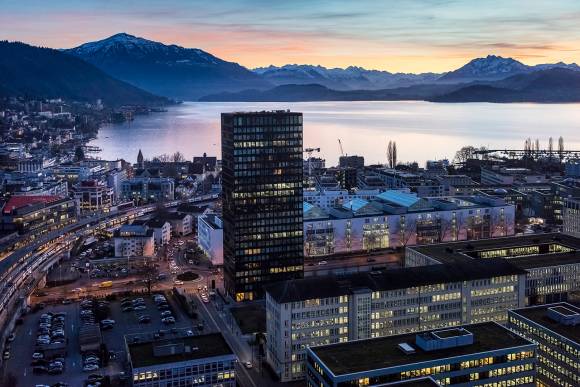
[304,147,321,177]
[338,139,344,156]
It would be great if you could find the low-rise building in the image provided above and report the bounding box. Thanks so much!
[0,195,77,235]
[508,303,579,387]
[161,212,193,236]
[197,214,223,266]
[133,219,171,247]
[113,224,155,257]
[127,333,237,387]
[265,259,526,381]
[307,322,537,387]
[303,191,514,257]
[563,197,580,238]
[406,233,580,305]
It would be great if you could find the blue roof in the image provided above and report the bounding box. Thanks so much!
[303,201,314,213]
[342,198,369,212]
[377,190,420,207]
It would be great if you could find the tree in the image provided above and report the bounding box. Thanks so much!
[454,146,477,164]
[386,140,393,168]
[558,136,565,160]
[172,151,186,162]
[74,146,85,162]
[548,137,554,157]
[392,141,397,168]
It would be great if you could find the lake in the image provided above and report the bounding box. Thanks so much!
[89,101,580,166]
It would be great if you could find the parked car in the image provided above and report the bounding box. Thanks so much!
[83,364,99,372]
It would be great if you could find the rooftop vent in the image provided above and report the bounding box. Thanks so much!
[547,306,580,326]
[153,342,185,357]
[415,328,473,352]
[398,342,416,354]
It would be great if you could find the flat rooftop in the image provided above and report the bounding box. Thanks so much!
[511,303,579,344]
[265,259,524,304]
[310,322,532,376]
[410,233,580,270]
[128,333,233,369]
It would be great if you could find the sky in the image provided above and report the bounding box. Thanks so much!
[2,0,580,73]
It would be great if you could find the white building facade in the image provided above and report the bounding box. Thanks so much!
[197,214,223,266]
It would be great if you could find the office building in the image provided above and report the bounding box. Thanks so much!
[265,260,526,381]
[127,333,237,387]
[307,322,537,387]
[0,195,77,235]
[406,233,580,305]
[72,179,115,213]
[113,224,155,257]
[197,214,224,266]
[563,197,580,237]
[339,155,364,169]
[221,111,304,301]
[120,176,175,202]
[303,191,514,257]
[508,303,579,387]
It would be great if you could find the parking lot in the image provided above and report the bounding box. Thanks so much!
[3,291,201,387]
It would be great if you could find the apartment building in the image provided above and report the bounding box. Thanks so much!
[113,224,155,257]
[265,260,526,381]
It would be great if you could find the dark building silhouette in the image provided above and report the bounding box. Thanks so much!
[221,111,304,301]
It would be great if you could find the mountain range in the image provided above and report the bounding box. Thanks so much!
[3,33,580,104]
[0,41,168,107]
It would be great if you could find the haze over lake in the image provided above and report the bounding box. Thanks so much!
[89,101,580,166]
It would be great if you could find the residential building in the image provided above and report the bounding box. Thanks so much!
[133,219,171,247]
[161,212,193,236]
[121,176,175,202]
[127,333,237,387]
[0,195,77,235]
[198,214,224,266]
[72,179,114,213]
[221,111,304,301]
[406,233,580,305]
[307,322,537,387]
[303,189,381,209]
[113,224,155,257]
[508,303,579,387]
[265,260,526,381]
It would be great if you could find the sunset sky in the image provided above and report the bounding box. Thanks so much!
[3,0,580,73]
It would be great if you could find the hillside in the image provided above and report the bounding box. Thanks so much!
[65,33,271,101]
[0,41,168,107]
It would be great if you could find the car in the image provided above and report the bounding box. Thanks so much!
[32,352,45,359]
[318,260,328,266]
[186,329,194,336]
[134,305,147,311]
[138,315,151,324]
[7,333,15,342]
[244,361,253,369]
[3,351,10,360]
[160,310,172,317]
[366,257,377,263]
[87,374,104,382]
[161,317,176,324]
[101,323,113,330]
[121,306,134,312]
[174,280,184,285]
[83,364,99,372]
[100,319,115,325]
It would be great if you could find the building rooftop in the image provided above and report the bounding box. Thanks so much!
[128,333,233,369]
[2,195,63,214]
[309,322,533,376]
[510,303,579,344]
[378,378,439,387]
[410,233,580,270]
[265,259,525,304]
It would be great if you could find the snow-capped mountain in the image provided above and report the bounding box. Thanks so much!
[254,64,441,90]
[438,55,580,82]
[64,33,270,100]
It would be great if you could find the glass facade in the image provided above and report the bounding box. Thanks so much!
[221,111,304,301]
